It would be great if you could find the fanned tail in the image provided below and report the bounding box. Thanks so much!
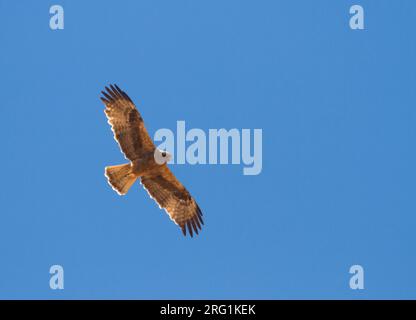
[105,163,137,195]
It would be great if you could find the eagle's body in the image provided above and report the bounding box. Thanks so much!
[100,84,203,237]
[131,151,160,175]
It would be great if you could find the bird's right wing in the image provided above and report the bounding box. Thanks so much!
[100,84,155,161]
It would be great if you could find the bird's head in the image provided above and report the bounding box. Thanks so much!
[154,148,172,165]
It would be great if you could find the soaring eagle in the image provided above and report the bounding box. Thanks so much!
[100,84,203,237]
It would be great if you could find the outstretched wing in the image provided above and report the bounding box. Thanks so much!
[140,165,204,237]
[100,84,155,161]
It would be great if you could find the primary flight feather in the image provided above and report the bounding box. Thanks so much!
[100,84,203,237]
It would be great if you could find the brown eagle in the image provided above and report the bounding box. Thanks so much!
[100,84,203,237]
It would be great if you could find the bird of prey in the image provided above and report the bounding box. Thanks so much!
[100,84,203,237]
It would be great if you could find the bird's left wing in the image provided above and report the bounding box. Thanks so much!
[140,165,204,237]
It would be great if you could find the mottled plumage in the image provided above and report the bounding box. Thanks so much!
[100,84,203,237]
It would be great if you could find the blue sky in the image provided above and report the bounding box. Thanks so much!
[0,0,415,299]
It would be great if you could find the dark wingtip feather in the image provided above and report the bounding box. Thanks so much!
[106,85,117,99]
[109,84,121,98]
[196,207,204,225]
[187,221,194,238]
[100,97,110,104]
[191,219,199,235]
[194,216,201,230]
[114,84,122,93]
[101,90,114,102]
[197,204,203,216]
[180,212,203,238]
[113,84,123,96]
[112,84,133,102]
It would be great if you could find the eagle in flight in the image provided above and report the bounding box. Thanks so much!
[100,84,203,237]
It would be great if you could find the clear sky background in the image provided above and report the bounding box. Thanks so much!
[0,0,415,299]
